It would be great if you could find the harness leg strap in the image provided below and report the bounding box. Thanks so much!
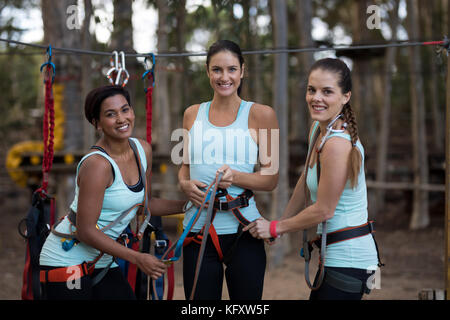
[324,269,372,294]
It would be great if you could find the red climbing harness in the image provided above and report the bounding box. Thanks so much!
[182,189,253,263]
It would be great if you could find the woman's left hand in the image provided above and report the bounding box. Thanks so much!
[216,164,233,189]
[243,217,272,239]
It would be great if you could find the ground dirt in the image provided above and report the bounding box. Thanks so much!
[0,189,445,301]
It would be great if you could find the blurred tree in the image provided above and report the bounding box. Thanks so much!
[270,0,289,267]
[41,0,83,152]
[374,0,400,216]
[111,0,137,115]
[407,0,429,229]
[294,0,314,142]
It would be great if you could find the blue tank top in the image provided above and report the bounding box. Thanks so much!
[306,122,378,270]
[39,138,147,268]
[183,100,261,234]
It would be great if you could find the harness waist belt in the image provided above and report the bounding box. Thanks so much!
[313,221,375,248]
[40,262,93,283]
[213,189,253,211]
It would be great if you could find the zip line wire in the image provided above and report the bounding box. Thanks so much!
[0,37,448,58]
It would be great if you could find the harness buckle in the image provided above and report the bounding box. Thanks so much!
[218,201,227,211]
[368,221,375,233]
[239,195,249,208]
[155,239,167,248]
[215,188,228,198]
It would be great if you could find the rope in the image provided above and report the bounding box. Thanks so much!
[146,85,153,144]
[143,54,155,144]
[0,37,448,58]
[36,46,55,195]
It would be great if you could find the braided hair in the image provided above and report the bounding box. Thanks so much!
[309,58,361,188]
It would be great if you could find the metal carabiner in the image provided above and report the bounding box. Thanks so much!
[142,53,156,91]
[116,51,129,87]
[40,45,56,84]
[106,51,119,84]
[316,113,347,153]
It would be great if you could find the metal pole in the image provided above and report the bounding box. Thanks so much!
[446,49,450,300]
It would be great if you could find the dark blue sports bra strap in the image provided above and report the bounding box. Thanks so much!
[90,145,109,155]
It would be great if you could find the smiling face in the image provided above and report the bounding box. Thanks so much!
[306,68,351,124]
[97,94,134,139]
[206,50,244,98]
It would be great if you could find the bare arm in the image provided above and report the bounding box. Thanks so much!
[221,104,279,191]
[279,171,306,220]
[75,155,167,279]
[279,121,317,220]
[245,136,351,238]
[178,105,208,206]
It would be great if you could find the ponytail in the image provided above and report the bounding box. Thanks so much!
[342,103,361,188]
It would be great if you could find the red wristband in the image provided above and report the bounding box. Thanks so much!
[270,220,279,238]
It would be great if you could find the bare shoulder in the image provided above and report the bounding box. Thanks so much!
[78,153,113,186]
[321,136,352,161]
[136,138,152,155]
[183,104,201,130]
[249,103,279,129]
[250,103,276,118]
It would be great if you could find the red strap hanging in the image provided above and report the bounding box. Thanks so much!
[37,45,55,195]
[146,85,153,144]
[143,53,155,144]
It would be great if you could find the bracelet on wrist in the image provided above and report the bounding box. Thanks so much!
[270,220,280,238]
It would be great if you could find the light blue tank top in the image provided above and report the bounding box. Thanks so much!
[306,121,378,270]
[183,100,261,234]
[40,138,147,268]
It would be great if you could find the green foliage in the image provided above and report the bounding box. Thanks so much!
[0,48,40,141]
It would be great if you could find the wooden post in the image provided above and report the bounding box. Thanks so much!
[446,47,450,300]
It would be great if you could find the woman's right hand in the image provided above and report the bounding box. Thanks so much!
[179,179,207,207]
[135,253,168,280]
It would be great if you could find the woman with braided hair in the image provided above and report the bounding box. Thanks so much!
[244,58,381,300]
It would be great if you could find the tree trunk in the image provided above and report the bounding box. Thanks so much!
[171,0,187,133]
[426,0,444,153]
[350,0,377,151]
[294,0,313,142]
[155,0,176,199]
[111,0,137,111]
[249,0,263,102]
[82,0,95,149]
[42,0,83,153]
[270,0,289,267]
[407,0,429,229]
[374,0,399,217]
[42,0,84,217]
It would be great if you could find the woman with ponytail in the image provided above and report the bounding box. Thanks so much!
[179,40,279,300]
[245,58,381,300]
